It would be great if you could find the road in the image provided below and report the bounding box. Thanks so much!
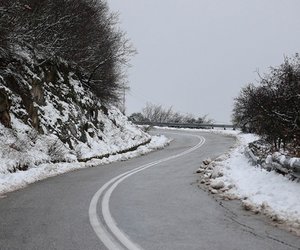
[0,129,299,250]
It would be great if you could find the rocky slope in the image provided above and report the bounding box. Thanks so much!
[0,51,150,174]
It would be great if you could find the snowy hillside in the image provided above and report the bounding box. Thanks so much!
[0,51,171,194]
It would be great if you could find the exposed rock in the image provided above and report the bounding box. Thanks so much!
[196,168,205,173]
[270,214,284,224]
[220,193,239,200]
[242,200,255,211]
[204,173,211,178]
[210,189,218,194]
[210,180,225,190]
[203,158,212,165]
[220,187,229,193]
[200,179,206,184]
[0,89,11,128]
[207,166,213,170]
[198,164,206,169]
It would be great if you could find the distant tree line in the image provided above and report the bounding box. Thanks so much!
[129,103,213,124]
[0,0,133,103]
[232,55,300,152]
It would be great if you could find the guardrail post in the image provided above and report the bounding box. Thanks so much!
[132,121,236,130]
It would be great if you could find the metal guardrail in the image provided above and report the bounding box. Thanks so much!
[133,121,236,130]
[245,146,300,180]
[271,155,300,179]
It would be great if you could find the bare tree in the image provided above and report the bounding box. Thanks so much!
[0,0,134,104]
[141,103,212,124]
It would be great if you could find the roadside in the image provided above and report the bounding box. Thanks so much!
[1,128,299,250]
[158,126,300,236]
[200,131,300,236]
[0,134,170,196]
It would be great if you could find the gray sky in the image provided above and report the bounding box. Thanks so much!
[109,0,300,123]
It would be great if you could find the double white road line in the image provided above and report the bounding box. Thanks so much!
[89,133,206,250]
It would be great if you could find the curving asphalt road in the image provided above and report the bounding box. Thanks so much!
[0,129,299,250]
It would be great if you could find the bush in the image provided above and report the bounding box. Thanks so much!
[232,55,300,151]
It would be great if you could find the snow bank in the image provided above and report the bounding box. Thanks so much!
[195,130,300,232]
[0,53,170,196]
[159,126,300,232]
[218,133,300,228]
[0,135,170,195]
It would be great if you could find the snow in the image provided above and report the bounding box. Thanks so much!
[0,135,170,195]
[194,130,300,231]
[0,59,171,196]
[2,115,300,231]
[217,133,300,227]
[158,126,300,230]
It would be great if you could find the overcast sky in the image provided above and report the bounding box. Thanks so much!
[109,0,300,123]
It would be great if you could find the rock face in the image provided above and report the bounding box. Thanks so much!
[0,89,11,128]
[0,53,150,173]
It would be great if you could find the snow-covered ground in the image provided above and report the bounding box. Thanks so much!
[158,126,300,233]
[0,134,170,196]
[215,132,300,233]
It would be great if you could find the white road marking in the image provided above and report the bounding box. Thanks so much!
[89,133,206,250]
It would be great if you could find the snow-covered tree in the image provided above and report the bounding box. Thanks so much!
[0,0,133,104]
[140,103,212,124]
[232,55,300,152]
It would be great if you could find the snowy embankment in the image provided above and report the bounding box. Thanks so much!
[0,54,170,196]
[202,130,300,234]
[0,134,169,196]
[158,127,300,234]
